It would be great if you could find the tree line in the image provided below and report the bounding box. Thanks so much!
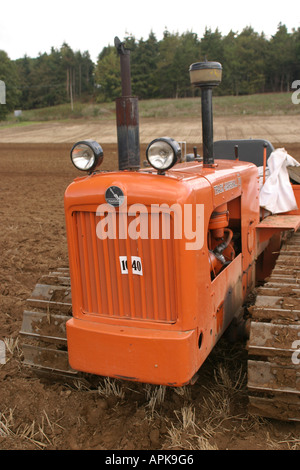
[0,23,300,119]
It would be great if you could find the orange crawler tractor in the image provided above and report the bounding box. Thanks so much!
[21,38,300,421]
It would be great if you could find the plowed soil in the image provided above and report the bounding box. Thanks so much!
[1,122,300,450]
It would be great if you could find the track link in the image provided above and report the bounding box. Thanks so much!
[20,267,78,379]
[247,231,300,421]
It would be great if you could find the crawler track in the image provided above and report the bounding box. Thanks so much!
[20,267,77,379]
[247,231,300,421]
[20,236,300,419]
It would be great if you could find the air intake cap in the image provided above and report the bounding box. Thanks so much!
[189,61,222,87]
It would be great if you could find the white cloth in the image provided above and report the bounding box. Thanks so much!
[259,148,300,214]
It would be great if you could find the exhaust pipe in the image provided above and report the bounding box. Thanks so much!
[115,37,140,171]
[189,61,222,167]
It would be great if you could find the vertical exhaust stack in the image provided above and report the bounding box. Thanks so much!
[115,37,140,171]
[189,61,222,167]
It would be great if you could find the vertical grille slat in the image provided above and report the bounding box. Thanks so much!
[102,235,114,316]
[113,235,125,317]
[79,212,93,312]
[125,232,137,318]
[89,212,103,315]
[162,237,172,321]
[137,235,147,319]
[149,237,159,321]
[74,210,177,323]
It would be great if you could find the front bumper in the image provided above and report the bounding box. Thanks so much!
[66,318,199,386]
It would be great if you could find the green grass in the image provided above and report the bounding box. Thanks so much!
[1,92,299,128]
[0,120,43,129]
[213,93,299,116]
[139,93,299,118]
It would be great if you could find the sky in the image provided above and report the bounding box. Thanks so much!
[1,0,300,63]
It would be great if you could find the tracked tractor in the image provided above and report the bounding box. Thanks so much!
[20,38,300,422]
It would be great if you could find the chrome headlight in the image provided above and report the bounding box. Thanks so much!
[146,137,181,172]
[70,140,103,172]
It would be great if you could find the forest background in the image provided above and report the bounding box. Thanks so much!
[1,23,300,120]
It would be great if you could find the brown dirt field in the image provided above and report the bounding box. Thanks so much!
[1,119,300,451]
[1,114,300,144]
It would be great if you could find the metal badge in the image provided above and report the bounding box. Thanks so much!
[105,186,125,207]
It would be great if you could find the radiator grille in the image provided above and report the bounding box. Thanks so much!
[73,210,177,322]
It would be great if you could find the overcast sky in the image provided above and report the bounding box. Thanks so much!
[1,0,300,63]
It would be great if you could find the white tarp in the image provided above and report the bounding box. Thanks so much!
[259,148,300,214]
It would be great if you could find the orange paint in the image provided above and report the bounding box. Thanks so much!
[64,158,265,386]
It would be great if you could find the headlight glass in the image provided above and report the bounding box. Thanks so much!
[70,140,103,172]
[146,137,181,172]
[72,143,95,170]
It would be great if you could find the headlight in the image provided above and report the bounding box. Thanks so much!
[146,137,181,173]
[70,140,103,172]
